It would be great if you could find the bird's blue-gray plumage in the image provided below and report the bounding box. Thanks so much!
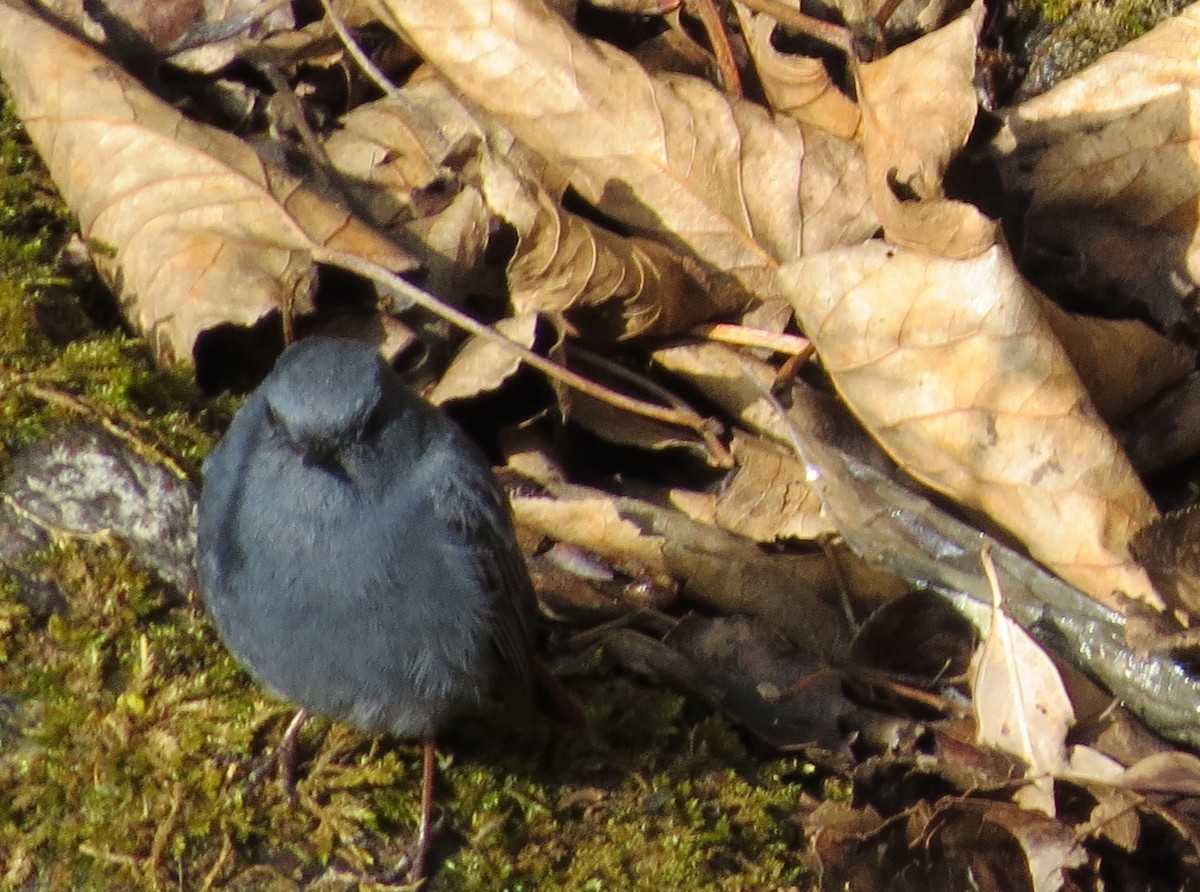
[197,336,535,739]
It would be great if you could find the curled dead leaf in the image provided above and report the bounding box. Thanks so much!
[733,4,861,140]
[854,0,998,257]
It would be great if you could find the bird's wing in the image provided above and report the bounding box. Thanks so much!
[427,434,536,696]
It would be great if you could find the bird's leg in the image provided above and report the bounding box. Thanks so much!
[410,736,438,881]
[383,736,443,884]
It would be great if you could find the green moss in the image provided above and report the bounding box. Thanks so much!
[0,84,826,892]
[1014,0,1191,94]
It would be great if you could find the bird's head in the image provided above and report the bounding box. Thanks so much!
[261,337,389,472]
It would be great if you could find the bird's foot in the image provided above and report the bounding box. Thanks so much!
[382,810,446,888]
[242,708,309,800]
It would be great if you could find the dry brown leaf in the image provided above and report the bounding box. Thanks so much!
[567,388,710,457]
[35,0,208,53]
[329,81,754,339]
[733,4,860,140]
[479,152,753,340]
[713,432,831,542]
[992,4,1200,324]
[429,312,541,405]
[369,0,879,328]
[651,341,790,441]
[0,2,415,366]
[1037,300,1194,421]
[324,94,464,223]
[854,0,998,257]
[783,241,1161,610]
[1121,751,1200,795]
[509,492,672,582]
[930,801,1087,892]
[324,87,498,299]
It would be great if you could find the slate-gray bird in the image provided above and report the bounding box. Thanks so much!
[197,335,539,879]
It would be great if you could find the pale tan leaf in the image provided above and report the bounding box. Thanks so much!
[369,0,878,326]
[430,312,540,405]
[972,564,1073,814]
[783,241,1161,610]
[1065,745,1126,785]
[510,493,671,579]
[1121,751,1200,795]
[854,0,998,257]
[324,88,497,299]
[568,389,710,458]
[992,4,1200,321]
[324,97,456,221]
[0,3,415,365]
[733,4,860,140]
[714,432,832,542]
[651,341,791,441]
[996,4,1200,219]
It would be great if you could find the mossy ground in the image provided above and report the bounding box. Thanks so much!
[0,95,825,890]
[1012,0,1193,90]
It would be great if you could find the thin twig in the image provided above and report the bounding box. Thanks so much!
[772,342,816,385]
[318,0,400,97]
[735,0,853,54]
[316,249,734,467]
[688,0,743,95]
[1,492,116,545]
[872,0,905,32]
[688,322,812,356]
[571,345,731,462]
[22,382,191,480]
[817,532,858,632]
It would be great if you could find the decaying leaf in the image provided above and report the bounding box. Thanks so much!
[783,240,1161,610]
[928,801,1087,892]
[510,480,867,655]
[479,151,753,340]
[602,615,851,749]
[369,0,879,328]
[733,4,861,139]
[854,0,998,257]
[0,2,415,366]
[992,4,1200,330]
[712,431,831,542]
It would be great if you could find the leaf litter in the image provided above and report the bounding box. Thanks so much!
[2,0,1200,887]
